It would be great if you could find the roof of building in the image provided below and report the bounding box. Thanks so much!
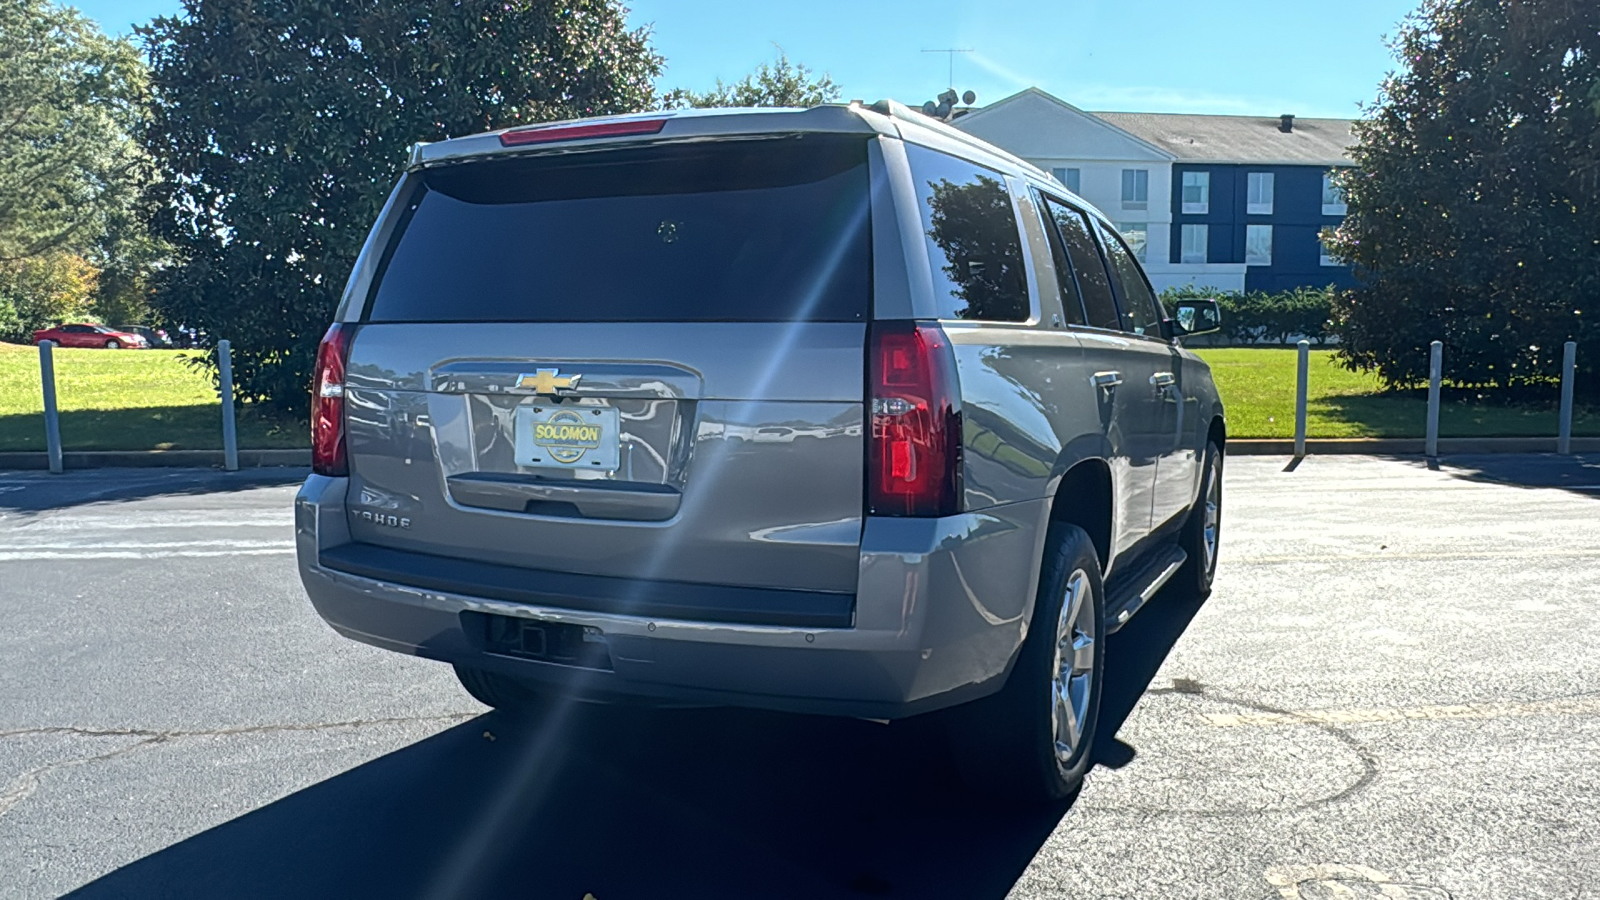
[1088,111,1356,166]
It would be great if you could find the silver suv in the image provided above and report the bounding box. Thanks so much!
[295,101,1226,802]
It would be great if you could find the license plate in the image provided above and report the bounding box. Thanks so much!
[514,405,620,471]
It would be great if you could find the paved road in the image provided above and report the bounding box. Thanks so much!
[1,455,1597,899]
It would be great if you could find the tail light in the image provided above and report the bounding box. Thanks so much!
[312,322,355,476]
[868,321,962,517]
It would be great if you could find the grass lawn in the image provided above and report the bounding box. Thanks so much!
[1197,348,1600,439]
[0,342,307,451]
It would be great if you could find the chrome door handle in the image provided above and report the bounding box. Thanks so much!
[1150,372,1176,388]
[1091,371,1123,390]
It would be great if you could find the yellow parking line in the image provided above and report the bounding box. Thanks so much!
[1203,696,1600,728]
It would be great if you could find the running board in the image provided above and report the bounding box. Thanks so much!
[1103,545,1187,634]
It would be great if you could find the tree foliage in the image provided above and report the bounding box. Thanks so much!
[664,51,840,109]
[1329,0,1600,396]
[141,0,662,413]
[0,252,98,342]
[0,0,149,263]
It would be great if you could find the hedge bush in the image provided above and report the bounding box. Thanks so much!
[1160,285,1337,346]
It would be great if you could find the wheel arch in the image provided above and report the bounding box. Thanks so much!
[1207,414,1226,450]
[1046,456,1113,574]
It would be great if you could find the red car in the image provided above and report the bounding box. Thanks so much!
[32,323,148,349]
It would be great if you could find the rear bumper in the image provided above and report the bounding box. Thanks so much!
[295,475,1049,719]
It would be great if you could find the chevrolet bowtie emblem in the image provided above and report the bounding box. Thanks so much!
[517,369,581,394]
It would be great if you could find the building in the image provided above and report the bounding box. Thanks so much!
[954,88,1356,295]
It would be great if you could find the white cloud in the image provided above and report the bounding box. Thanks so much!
[965,51,1041,91]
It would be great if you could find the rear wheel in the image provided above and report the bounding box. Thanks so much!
[104,339,120,349]
[1178,440,1223,599]
[944,521,1105,805]
[453,664,549,714]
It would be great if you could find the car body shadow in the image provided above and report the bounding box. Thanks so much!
[0,467,308,514]
[64,582,1207,900]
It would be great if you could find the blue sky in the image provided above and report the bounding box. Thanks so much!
[71,0,1417,118]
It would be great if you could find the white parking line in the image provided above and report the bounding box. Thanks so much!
[13,513,289,531]
[0,548,294,560]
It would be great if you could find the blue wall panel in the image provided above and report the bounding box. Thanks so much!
[1169,162,1355,293]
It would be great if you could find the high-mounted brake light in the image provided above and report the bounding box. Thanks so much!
[498,118,668,147]
[868,321,962,517]
[311,322,355,477]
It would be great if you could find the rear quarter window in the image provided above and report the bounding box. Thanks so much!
[364,136,871,323]
[903,143,1030,323]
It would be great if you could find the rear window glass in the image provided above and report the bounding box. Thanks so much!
[903,143,1029,322]
[365,137,870,323]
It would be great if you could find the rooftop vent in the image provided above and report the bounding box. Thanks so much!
[1279,114,1296,133]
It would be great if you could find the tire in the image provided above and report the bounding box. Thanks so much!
[453,664,549,714]
[104,339,120,349]
[944,521,1106,805]
[1177,440,1223,599]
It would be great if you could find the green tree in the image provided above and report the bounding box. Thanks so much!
[141,0,662,413]
[1329,0,1600,397]
[664,51,840,109]
[0,252,98,342]
[0,0,148,263]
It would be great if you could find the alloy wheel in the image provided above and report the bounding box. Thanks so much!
[1051,567,1096,765]
[1203,456,1221,572]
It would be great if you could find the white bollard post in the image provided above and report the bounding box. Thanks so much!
[1426,340,1443,459]
[38,341,63,474]
[218,339,239,472]
[1295,339,1309,458]
[1558,341,1576,455]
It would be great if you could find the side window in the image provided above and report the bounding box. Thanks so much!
[904,143,1029,322]
[1046,201,1121,331]
[1095,220,1165,337]
[1032,192,1086,327]
[64,324,93,333]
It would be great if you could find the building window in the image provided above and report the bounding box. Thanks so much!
[1121,169,1148,209]
[1051,167,1081,194]
[1245,224,1273,265]
[1320,227,1343,266]
[1116,222,1148,262]
[1322,171,1347,215]
[1247,173,1275,215]
[1180,224,1208,264]
[1181,171,1209,214]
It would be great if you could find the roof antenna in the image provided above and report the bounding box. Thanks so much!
[922,48,973,90]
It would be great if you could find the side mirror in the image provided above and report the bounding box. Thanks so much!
[1168,298,1222,338]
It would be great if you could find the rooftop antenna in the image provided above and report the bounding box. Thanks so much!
[922,48,973,90]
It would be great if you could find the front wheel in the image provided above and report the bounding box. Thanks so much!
[1178,440,1223,599]
[943,521,1105,805]
[104,339,120,349]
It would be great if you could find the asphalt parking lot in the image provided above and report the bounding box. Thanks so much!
[2,454,1598,899]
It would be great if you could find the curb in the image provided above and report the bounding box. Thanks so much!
[1228,437,1600,456]
[0,449,310,470]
